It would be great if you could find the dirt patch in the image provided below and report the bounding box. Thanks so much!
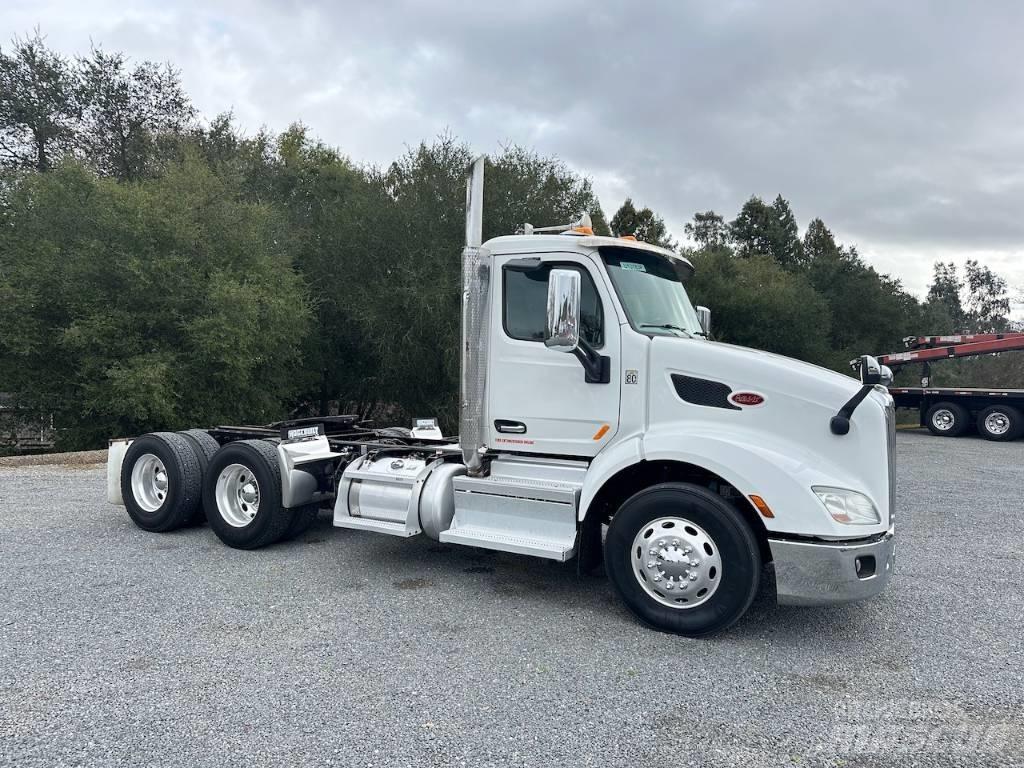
[0,449,107,468]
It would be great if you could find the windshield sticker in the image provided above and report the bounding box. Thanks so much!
[620,262,647,272]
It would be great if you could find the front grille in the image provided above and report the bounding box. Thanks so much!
[884,401,896,525]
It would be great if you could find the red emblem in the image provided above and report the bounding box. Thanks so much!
[730,392,765,407]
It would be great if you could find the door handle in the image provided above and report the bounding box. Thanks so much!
[494,420,527,434]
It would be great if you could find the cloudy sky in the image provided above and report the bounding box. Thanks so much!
[5,1,1023,314]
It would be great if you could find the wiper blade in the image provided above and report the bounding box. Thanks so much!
[639,323,692,337]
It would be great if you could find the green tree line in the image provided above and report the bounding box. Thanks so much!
[0,32,1019,449]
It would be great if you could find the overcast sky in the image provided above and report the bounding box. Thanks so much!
[5,1,1023,315]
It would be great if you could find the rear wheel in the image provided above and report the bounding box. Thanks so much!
[120,432,203,532]
[977,405,1023,441]
[604,482,760,637]
[177,429,221,524]
[925,401,969,437]
[203,440,295,550]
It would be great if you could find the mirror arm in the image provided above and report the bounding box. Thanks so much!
[573,339,611,384]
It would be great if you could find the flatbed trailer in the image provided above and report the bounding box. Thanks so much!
[874,334,1024,440]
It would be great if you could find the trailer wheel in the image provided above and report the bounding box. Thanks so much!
[925,401,969,437]
[177,429,221,524]
[604,482,760,637]
[977,405,1023,441]
[203,440,295,550]
[120,432,203,533]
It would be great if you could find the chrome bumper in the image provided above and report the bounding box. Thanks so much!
[769,526,895,606]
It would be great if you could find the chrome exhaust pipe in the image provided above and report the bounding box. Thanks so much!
[459,157,489,475]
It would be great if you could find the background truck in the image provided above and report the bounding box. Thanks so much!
[877,333,1024,440]
[108,158,896,637]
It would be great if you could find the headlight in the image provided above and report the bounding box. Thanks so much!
[812,486,881,525]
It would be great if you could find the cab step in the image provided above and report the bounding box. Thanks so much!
[439,457,586,561]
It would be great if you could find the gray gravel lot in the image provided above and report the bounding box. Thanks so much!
[2,430,1023,767]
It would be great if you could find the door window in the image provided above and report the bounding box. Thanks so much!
[503,263,604,348]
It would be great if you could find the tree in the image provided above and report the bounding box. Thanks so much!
[964,259,1010,332]
[0,31,81,171]
[686,249,832,363]
[924,261,969,333]
[730,194,803,268]
[609,197,675,249]
[0,158,310,448]
[684,210,729,249]
[78,47,195,181]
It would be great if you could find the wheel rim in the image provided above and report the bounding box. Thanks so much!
[631,516,723,609]
[130,453,169,512]
[984,411,1011,436]
[215,463,260,528]
[932,408,955,431]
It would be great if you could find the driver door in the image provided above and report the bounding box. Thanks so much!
[487,252,621,457]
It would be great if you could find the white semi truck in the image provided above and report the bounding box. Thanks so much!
[108,158,896,636]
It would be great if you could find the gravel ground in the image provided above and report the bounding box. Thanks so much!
[1,430,1022,768]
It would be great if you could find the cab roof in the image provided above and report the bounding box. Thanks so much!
[482,233,695,276]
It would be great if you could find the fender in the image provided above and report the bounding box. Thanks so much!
[580,423,889,539]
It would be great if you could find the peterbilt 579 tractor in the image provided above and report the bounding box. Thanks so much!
[109,158,895,636]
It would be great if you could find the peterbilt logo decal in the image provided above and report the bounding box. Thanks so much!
[729,392,765,407]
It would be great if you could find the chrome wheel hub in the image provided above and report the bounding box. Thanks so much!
[984,412,1010,435]
[631,517,722,609]
[215,464,260,528]
[130,453,169,512]
[932,409,955,431]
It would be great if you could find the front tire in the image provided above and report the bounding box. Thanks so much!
[977,405,1023,441]
[203,440,295,550]
[925,401,969,437]
[604,483,760,637]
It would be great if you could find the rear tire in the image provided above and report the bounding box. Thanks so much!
[120,432,203,532]
[925,401,969,437]
[177,429,221,524]
[604,482,760,637]
[203,440,295,550]
[976,405,1023,441]
[280,503,321,541]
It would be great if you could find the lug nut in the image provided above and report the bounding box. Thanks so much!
[689,573,698,581]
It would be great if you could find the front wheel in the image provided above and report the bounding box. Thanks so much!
[604,483,761,637]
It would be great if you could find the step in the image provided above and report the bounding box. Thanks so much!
[440,525,574,561]
[333,516,418,538]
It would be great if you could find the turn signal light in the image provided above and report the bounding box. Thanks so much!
[749,494,774,519]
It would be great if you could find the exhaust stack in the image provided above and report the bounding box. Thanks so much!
[459,157,490,475]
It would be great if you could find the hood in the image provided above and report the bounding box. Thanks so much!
[655,337,861,409]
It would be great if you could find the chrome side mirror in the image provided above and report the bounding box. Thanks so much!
[858,354,882,385]
[696,306,711,335]
[545,269,581,353]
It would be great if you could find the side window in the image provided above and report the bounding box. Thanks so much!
[503,263,604,348]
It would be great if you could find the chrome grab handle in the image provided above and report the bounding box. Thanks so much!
[494,420,527,434]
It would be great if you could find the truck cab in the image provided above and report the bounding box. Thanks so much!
[109,158,895,637]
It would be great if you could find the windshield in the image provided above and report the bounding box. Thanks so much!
[600,247,703,337]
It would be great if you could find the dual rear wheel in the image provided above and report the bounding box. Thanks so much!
[925,401,1023,441]
[121,434,319,548]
